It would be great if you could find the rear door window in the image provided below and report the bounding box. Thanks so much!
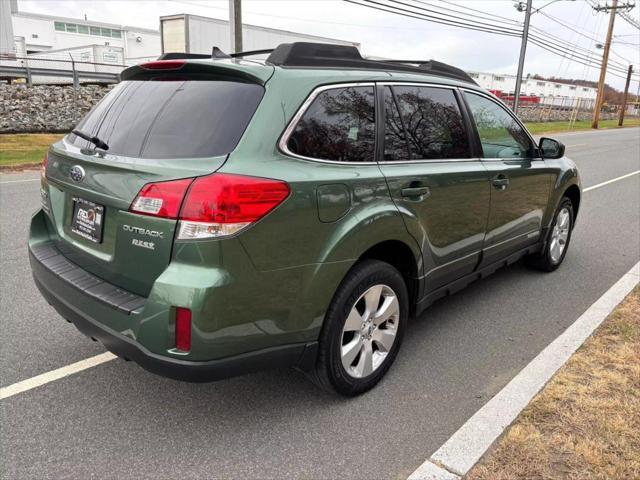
[386,85,470,161]
[69,80,264,159]
[285,86,375,162]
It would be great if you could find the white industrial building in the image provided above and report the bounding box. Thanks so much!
[468,70,597,107]
[1,1,160,66]
[159,13,358,55]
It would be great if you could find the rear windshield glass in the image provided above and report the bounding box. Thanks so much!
[68,80,264,158]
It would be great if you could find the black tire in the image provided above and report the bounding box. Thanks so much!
[308,259,408,396]
[527,197,574,272]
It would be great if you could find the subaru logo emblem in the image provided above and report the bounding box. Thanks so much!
[69,165,85,182]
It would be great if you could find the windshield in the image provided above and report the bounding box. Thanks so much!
[69,80,264,159]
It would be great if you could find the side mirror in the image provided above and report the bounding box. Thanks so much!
[539,137,565,159]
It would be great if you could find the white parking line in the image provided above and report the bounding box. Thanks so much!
[408,261,640,479]
[0,352,116,400]
[583,170,640,192]
[0,178,40,185]
[1,170,638,402]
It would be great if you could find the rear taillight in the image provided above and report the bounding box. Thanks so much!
[178,173,290,239]
[130,178,193,219]
[129,174,290,239]
[175,307,191,352]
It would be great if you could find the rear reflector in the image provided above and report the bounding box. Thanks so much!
[175,307,191,352]
[129,173,290,239]
[40,152,48,180]
[139,60,185,70]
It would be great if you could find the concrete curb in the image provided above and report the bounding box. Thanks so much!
[408,261,640,479]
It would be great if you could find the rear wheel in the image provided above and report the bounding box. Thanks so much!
[527,197,574,272]
[309,260,408,396]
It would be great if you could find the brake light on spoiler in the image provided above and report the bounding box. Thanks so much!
[139,60,186,70]
[130,174,290,240]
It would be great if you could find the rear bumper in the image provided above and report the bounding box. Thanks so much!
[29,243,318,382]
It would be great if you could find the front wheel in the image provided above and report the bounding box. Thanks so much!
[527,197,574,272]
[309,260,408,396]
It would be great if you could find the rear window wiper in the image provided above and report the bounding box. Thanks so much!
[72,129,109,151]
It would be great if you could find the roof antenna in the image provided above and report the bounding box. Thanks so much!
[212,46,231,59]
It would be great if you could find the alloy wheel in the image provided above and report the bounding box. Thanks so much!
[550,207,571,264]
[340,284,400,379]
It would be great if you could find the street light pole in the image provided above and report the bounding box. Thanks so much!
[513,0,532,114]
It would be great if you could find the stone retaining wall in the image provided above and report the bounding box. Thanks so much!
[0,84,112,133]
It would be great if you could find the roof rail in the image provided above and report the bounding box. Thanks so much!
[230,48,275,58]
[265,42,477,85]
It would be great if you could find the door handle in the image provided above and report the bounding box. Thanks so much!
[401,186,430,198]
[492,176,509,190]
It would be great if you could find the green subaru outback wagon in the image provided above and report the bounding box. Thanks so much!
[29,43,581,395]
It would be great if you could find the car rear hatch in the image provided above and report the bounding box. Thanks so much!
[42,59,272,297]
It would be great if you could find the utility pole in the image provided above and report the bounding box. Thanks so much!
[513,0,532,114]
[618,65,633,126]
[592,0,618,128]
[228,0,242,53]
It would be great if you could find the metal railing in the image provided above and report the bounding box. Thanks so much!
[0,55,124,86]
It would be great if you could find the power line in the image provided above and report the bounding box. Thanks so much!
[376,0,524,36]
[617,10,640,29]
[349,0,636,77]
[537,9,638,68]
[171,0,484,32]
[398,0,633,73]
[344,0,521,37]
[346,0,638,80]
[411,0,521,27]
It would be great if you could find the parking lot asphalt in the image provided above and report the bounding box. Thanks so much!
[1,127,639,479]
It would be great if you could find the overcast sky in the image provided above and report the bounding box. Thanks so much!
[17,0,640,91]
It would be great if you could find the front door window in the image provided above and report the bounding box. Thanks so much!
[464,92,533,159]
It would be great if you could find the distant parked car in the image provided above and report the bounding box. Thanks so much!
[29,43,581,395]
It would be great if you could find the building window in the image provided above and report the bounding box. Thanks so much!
[570,86,577,90]
[536,81,545,87]
[469,72,479,79]
[582,87,589,91]
[555,84,561,88]
[494,76,505,82]
[54,21,121,38]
